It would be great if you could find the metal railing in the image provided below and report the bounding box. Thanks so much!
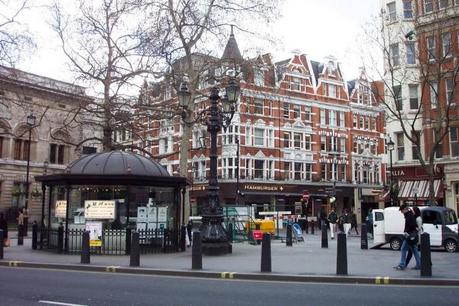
[39,227,179,255]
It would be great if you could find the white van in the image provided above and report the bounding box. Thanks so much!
[372,206,458,252]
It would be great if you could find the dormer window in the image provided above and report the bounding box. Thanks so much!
[327,62,336,77]
[164,86,172,100]
[254,69,264,86]
[327,84,337,98]
[290,77,300,91]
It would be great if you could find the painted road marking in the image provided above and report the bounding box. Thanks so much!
[220,272,236,279]
[38,300,88,306]
[106,266,119,272]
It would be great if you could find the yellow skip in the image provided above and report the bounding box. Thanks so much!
[8,261,20,267]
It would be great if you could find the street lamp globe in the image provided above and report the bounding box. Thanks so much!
[225,77,240,103]
[178,78,192,108]
[27,113,36,126]
[387,139,395,151]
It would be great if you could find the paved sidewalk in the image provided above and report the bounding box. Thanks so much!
[1,233,458,285]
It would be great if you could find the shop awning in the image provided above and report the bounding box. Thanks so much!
[398,180,443,200]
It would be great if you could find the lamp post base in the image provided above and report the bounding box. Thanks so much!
[202,241,232,255]
[200,215,232,255]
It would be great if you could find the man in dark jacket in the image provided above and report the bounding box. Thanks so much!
[394,204,421,270]
[328,209,338,239]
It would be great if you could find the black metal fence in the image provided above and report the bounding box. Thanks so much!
[39,227,179,255]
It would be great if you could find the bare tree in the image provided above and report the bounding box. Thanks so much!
[139,0,280,170]
[362,8,459,205]
[0,0,34,66]
[50,0,166,153]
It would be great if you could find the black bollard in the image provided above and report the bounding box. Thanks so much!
[260,233,271,273]
[311,220,315,235]
[130,231,140,267]
[192,231,202,270]
[24,217,28,237]
[228,223,233,243]
[32,222,38,250]
[305,219,309,234]
[0,229,4,260]
[286,223,293,246]
[360,224,368,250]
[180,225,187,252]
[321,224,328,248]
[125,228,131,255]
[81,230,90,264]
[336,232,348,275]
[17,224,24,246]
[420,232,432,277]
[57,225,64,253]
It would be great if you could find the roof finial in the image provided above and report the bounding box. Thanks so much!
[230,24,234,36]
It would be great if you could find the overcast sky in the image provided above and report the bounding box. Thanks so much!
[16,0,381,86]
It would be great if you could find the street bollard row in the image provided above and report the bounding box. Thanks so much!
[69,226,434,279]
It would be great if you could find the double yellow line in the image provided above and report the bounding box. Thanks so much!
[375,276,390,284]
[220,272,236,279]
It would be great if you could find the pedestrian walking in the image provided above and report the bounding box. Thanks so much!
[394,204,421,270]
[16,209,24,237]
[350,210,359,235]
[327,209,338,239]
[342,209,352,237]
[186,219,193,247]
[405,207,422,268]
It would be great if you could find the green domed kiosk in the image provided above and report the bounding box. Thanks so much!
[35,151,188,254]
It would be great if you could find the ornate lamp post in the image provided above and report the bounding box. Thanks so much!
[24,113,36,235]
[387,138,395,206]
[178,77,240,255]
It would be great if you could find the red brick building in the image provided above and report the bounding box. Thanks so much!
[136,34,386,223]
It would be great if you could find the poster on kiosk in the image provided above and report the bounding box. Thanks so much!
[84,200,116,247]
